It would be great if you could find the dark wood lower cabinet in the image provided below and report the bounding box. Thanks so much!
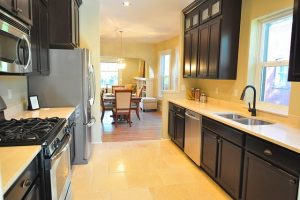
[201,128,218,177]
[168,109,175,139]
[242,152,298,200]
[174,113,185,149]
[218,139,243,199]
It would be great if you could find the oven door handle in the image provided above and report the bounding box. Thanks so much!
[51,134,72,163]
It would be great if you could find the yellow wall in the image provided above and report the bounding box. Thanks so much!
[100,38,158,96]
[79,0,101,143]
[183,0,300,116]
[120,58,141,85]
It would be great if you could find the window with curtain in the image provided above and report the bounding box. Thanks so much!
[100,62,119,88]
[255,12,292,108]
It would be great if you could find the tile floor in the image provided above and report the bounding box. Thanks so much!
[72,140,231,200]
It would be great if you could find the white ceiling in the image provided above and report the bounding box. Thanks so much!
[100,0,194,43]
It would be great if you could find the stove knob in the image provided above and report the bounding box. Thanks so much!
[64,128,70,134]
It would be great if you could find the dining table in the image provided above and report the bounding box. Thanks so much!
[102,93,142,119]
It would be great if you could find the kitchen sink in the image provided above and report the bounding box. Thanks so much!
[217,113,247,120]
[233,118,273,126]
[217,113,273,126]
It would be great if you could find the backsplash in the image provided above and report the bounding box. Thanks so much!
[0,76,27,118]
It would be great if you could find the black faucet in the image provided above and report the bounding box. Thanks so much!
[240,85,257,116]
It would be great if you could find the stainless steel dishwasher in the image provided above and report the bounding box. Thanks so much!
[184,110,202,166]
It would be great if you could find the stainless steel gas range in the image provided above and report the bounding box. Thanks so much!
[0,96,72,200]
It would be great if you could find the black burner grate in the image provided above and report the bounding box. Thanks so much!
[0,117,65,145]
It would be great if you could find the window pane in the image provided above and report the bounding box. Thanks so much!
[264,16,293,61]
[161,54,171,92]
[260,66,291,106]
[101,62,119,71]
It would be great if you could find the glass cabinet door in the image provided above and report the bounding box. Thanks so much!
[185,18,191,30]
[211,0,221,17]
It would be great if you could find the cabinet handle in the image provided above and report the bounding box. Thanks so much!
[22,179,32,188]
[263,149,272,156]
[17,8,23,13]
[289,179,297,184]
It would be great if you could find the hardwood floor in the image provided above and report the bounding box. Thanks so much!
[101,110,162,142]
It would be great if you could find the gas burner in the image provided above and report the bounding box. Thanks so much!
[0,117,66,146]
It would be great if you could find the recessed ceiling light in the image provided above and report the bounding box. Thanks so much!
[123,1,131,7]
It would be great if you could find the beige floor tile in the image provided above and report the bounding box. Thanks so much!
[110,187,153,200]
[72,140,231,200]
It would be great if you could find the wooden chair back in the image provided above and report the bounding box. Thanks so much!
[115,90,132,111]
[136,87,143,97]
[112,85,125,94]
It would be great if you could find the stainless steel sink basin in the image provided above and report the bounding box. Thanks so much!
[217,113,247,120]
[233,118,273,126]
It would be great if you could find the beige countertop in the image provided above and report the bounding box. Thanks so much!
[10,107,75,120]
[0,145,41,193]
[170,99,300,154]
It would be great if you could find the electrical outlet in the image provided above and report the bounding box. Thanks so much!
[7,89,12,99]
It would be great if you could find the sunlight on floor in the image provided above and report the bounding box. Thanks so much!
[71,140,231,200]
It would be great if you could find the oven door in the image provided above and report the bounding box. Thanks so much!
[50,134,72,200]
[0,15,32,74]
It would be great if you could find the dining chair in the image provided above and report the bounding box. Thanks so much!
[100,91,114,122]
[112,85,125,94]
[130,87,143,120]
[113,90,132,127]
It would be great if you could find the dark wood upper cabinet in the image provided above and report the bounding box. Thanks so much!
[0,0,32,25]
[289,0,300,81]
[49,0,80,49]
[183,0,242,80]
[183,33,192,77]
[30,0,49,76]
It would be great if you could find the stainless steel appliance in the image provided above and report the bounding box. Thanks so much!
[0,9,32,74]
[28,48,96,164]
[0,96,72,200]
[184,110,202,166]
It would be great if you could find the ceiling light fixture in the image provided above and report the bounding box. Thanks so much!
[123,1,131,7]
[117,31,126,69]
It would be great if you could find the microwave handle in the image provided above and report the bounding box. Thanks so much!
[22,35,32,70]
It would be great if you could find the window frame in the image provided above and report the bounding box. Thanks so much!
[100,61,120,88]
[158,50,172,97]
[254,10,293,113]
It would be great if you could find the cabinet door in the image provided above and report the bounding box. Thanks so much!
[175,114,185,149]
[30,0,40,75]
[74,1,79,46]
[210,0,222,18]
[208,18,221,78]
[190,28,198,77]
[201,128,218,177]
[168,110,175,140]
[38,0,49,75]
[0,0,14,12]
[242,152,299,200]
[199,1,210,24]
[218,139,243,199]
[15,0,32,24]
[183,33,192,77]
[289,0,300,81]
[197,24,209,77]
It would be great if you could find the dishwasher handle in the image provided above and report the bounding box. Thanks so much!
[185,112,201,121]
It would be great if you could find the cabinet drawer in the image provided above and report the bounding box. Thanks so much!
[169,103,185,116]
[246,135,300,175]
[5,157,39,200]
[203,117,244,146]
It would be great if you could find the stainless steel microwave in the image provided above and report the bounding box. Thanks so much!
[0,9,32,74]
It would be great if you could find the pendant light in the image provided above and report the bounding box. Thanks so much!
[117,31,126,69]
